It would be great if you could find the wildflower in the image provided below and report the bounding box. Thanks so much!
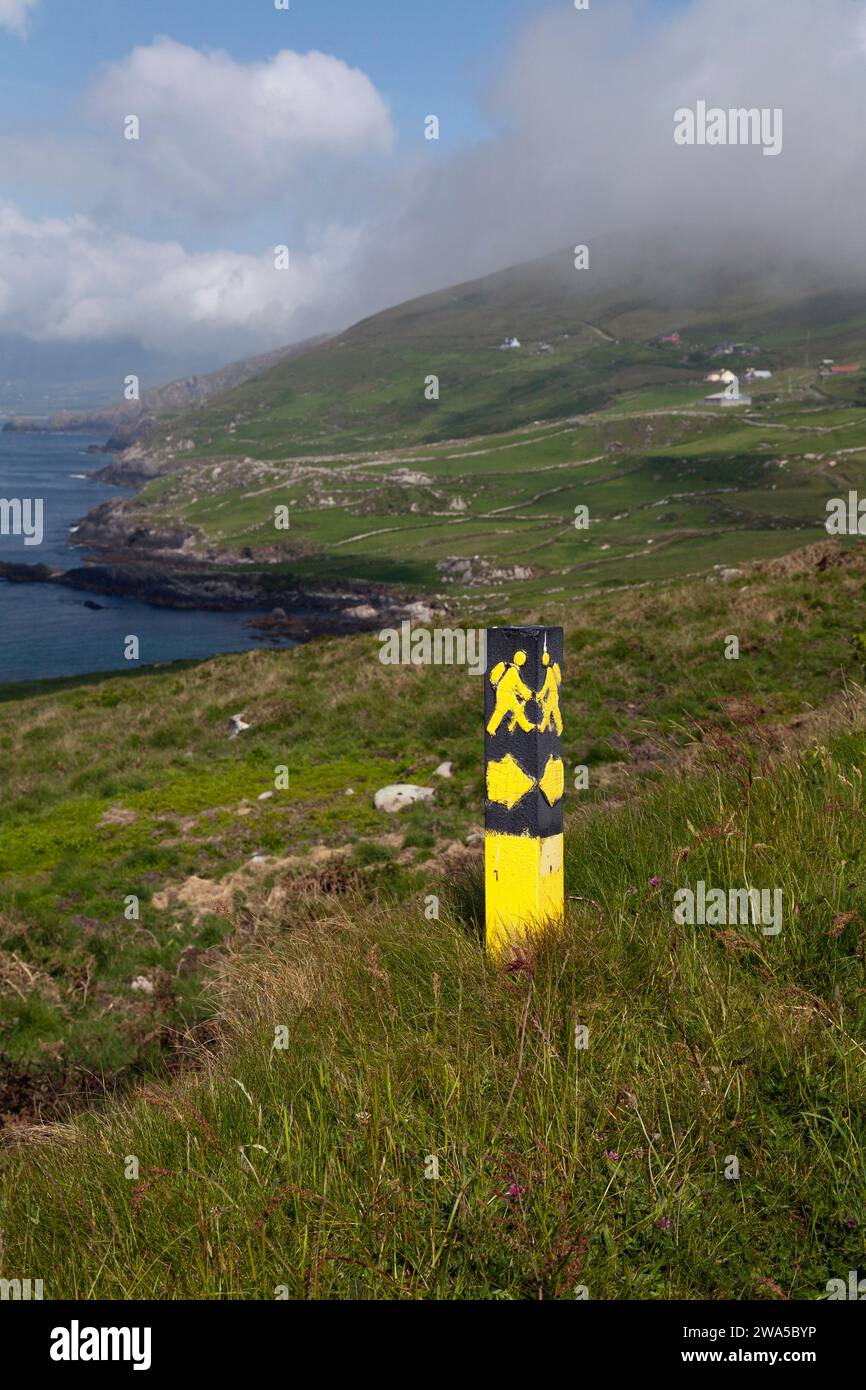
[604,1150,619,1162]
[649,875,661,888]
[505,1183,525,1199]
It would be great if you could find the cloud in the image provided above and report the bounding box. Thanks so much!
[0,202,361,354]
[0,0,37,35]
[4,2,866,367]
[334,0,866,312]
[82,38,395,220]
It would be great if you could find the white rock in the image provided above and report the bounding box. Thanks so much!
[130,976,154,994]
[434,761,453,779]
[228,714,250,738]
[343,604,378,619]
[374,784,435,814]
[403,602,435,624]
[258,790,274,801]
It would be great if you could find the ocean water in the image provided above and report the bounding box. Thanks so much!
[0,431,291,684]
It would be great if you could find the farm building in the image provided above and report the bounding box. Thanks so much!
[713,340,759,357]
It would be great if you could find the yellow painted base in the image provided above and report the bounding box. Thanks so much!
[485,832,564,955]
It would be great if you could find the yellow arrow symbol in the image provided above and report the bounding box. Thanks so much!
[538,755,564,807]
[486,753,535,811]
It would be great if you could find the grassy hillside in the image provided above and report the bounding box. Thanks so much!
[1,536,866,1089]
[93,253,866,609]
[141,254,866,461]
[1,681,864,1298]
[0,539,864,1097]
[4,250,866,1299]
[129,386,866,604]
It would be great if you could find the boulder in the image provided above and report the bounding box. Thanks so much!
[343,604,378,620]
[374,784,435,815]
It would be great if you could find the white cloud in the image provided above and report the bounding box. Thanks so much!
[82,38,395,218]
[5,2,866,366]
[0,0,37,35]
[0,202,360,353]
[330,0,866,318]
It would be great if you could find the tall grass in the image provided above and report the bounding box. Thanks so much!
[1,722,864,1299]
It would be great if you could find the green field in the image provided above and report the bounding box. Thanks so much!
[3,257,866,1300]
[2,550,866,1295]
[2,537,865,1093]
[108,255,866,610]
[124,386,866,608]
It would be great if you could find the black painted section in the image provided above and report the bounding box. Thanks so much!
[484,625,564,838]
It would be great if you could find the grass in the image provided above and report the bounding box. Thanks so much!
[143,254,866,465]
[2,538,866,1082]
[110,251,866,616]
[4,257,866,1299]
[1,713,864,1299]
[117,374,866,615]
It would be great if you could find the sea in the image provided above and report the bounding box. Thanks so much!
[0,430,291,685]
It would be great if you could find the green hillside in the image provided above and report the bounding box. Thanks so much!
[142,253,866,461]
[86,252,866,612]
[1,537,865,1100]
[132,388,866,604]
[2,541,866,1297]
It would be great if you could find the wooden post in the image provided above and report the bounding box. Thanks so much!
[484,625,564,954]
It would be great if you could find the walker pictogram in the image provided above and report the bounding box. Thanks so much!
[486,649,536,735]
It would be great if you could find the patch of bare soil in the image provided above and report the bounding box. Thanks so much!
[0,1064,107,1138]
[755,539,862,579]
[152,846,352,923]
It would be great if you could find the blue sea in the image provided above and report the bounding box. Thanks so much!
[0,431,291,684]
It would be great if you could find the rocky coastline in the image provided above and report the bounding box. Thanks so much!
[0,446,439,642]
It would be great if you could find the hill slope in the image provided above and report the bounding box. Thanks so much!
[1,334,331,448]
[1,541,865,1297]
[138,250,866,461]
[66,248,866,607]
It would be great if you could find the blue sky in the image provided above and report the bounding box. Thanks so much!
[1,0,552,146]
[1,0,854,377]
[1,0,689,149]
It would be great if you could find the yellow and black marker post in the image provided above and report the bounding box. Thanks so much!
[484,624,564,954]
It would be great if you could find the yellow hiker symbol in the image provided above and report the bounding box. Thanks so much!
[537,649,563,735]
[487,650,535,735]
